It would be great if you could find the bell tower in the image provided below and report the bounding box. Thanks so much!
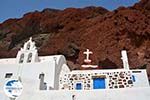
[16,37,39,64]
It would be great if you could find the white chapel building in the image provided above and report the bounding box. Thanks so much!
[0,38,70,91]
[0,38,150,100]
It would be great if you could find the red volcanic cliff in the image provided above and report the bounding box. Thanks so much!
[0,0,150,78]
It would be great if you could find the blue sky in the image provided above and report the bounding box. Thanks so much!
[0,0,139,23]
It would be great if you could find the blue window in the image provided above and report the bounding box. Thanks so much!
[93,78,105,89]
[76,83,82,90]
[132,75,136,82]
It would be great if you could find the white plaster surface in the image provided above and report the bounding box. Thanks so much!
[1,87,150,100]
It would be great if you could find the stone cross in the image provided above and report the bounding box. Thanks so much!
[83,49,93,63]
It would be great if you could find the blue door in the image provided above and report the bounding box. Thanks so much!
[93,78,105,89]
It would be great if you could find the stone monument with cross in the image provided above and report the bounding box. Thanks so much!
[81,49,98,68]
[83,49,93,63]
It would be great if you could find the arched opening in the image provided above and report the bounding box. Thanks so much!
[19,54,24,63]
[27,53,32,63]
[26,43,30,50]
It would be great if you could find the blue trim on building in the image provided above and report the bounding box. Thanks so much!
[76,83,82,90]
[132,75,136,82]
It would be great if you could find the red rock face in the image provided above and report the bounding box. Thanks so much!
[0,0,150,78]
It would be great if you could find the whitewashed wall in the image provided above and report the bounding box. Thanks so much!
[0,87,150,100]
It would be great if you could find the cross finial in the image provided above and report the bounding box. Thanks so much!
[83,49,93,63]
[29,37,32,41]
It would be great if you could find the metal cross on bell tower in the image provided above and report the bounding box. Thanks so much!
[83,49,93,63]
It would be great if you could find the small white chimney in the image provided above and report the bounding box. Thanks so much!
[121,50,130,70]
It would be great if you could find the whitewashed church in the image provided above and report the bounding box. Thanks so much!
[0,38,150,100]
